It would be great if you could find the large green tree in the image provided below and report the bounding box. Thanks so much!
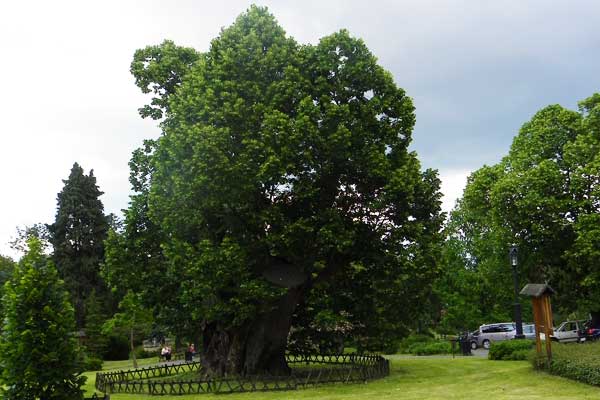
[439,93,600,329]
[116,6,443,375]
[0,238,85,399]
[48,162,110,327]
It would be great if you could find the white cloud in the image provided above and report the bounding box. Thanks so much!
[439,169,471,213]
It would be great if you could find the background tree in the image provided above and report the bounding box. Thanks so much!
[47,162,110,326]
[438,93,600,329]
[434,164,515,332]
[122,6,443,375]
[103,140,199,348]
[9,223,50,254]
[0,238,85,399]
[84,289,109,359]
[562,94,600,319]
[103,290,153,369]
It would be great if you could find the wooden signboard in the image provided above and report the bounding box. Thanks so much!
[520,284,555,363]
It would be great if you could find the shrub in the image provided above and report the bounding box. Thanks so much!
[507,348,532,360]
[83,356,104,371]
[133,346,159,359]
[408,341,452,355]
[398,334,434,354]
[532,341,600,386]
[488,339,534,360]
[381,339,403,355]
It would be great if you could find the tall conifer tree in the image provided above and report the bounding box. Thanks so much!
[48,162,109,326]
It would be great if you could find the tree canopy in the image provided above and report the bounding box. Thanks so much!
[437,93,600,331]
[108,5,443,375]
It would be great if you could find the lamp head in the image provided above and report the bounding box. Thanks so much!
[509,245,518,267]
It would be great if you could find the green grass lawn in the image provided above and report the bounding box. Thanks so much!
[83,355,600,399]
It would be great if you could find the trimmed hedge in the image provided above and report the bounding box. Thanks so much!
[489,339,534,360]
[533,341,600,386]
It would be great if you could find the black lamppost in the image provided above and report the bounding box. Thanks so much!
[510,246,525,339]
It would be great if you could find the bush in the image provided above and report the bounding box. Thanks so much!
[508,349,532,360]
[132,346,159,359]
[488,339,534,360]
[532,341,600,386]
[397,334,434,354]
[408,341,452,355]
[83,356,103,371]
[396,333,451,356]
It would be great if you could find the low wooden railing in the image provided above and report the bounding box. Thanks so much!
[96,353,389,395]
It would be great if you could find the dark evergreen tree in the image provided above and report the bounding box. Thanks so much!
[48,162,109,327]
[84,289,109,358]
[0,238,85,399]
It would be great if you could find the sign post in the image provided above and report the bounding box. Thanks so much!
[520,284,555,366]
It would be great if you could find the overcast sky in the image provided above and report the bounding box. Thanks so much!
[1,0,599,259]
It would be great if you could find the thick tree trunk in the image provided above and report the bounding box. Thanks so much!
[201,287,303,376]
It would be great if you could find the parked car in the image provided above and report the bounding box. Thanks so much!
[582,320,600,342]
[521,324,536,340]
[470,323,515,349]
[540,320,586,343]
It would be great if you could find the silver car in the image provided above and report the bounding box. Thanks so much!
[471,323,516,349]
[522,324,536,340]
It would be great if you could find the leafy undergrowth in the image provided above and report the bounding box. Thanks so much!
[489,339,534,360]
[397,334,452,355]
[533,341,600,386]
[83,356,600,399]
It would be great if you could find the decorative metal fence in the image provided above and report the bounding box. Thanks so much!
[96,354,389,395]
[96,361,202,392]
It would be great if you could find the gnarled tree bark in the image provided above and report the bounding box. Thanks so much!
[201,286,304,376]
